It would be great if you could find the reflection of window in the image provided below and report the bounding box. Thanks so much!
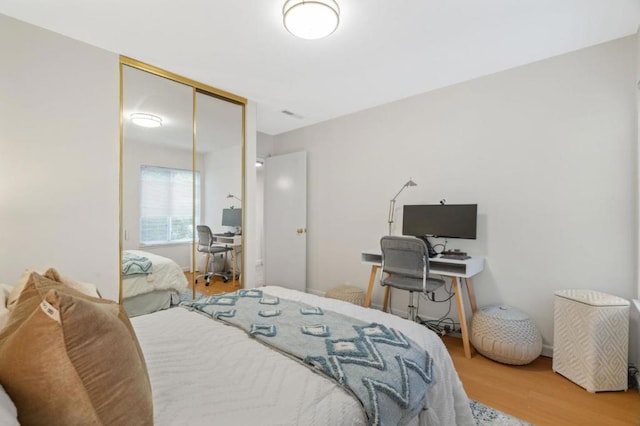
[140,165,200,245]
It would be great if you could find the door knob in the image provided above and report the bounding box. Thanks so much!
[296,228,306,234]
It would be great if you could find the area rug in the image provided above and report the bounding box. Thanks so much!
[470,400,532,425]
[178,289,195,303]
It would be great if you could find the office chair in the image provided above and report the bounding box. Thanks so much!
[379,236,445,322]
[195,225,232,286]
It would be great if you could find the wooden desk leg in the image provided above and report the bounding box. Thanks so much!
[464,278,477,313]
[364,265,379,308]
[236,246,242,285]
[232,247,236,285]
[382,286,390,313]
[452,277,473,359]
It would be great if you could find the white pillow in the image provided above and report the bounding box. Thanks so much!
[58,274,102,299]
[6,270,31,311]
[7,269,101,311]
[0,385,18,426]
[0,284,12,331]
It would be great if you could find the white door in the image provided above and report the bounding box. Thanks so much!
[264,151,307,291]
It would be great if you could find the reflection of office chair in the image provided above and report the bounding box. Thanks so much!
[195,225,232,286]
[380,236,445,322]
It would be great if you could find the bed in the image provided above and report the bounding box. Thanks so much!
[122,250,188,316]
[130,286,475,425]
[0,272,474,425]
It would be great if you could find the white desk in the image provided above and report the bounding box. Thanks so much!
[212,235,242,281]
[361,249,485,359]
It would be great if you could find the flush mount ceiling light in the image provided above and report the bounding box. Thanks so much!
[283,0,340,40]
[130,113,163,128]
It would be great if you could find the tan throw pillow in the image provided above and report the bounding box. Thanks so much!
[0,273,153,426]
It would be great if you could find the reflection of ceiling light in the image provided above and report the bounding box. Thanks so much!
[277,177,293,189]
[283,0,340,40]
[130,113,163,128]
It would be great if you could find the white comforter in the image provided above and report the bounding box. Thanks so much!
[123,250,188,298]
[131,286,474,426]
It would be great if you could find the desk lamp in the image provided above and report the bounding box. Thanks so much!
[388,178,417,235]
[226,193,241,211]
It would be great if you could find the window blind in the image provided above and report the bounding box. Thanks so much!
[140,165,200,245]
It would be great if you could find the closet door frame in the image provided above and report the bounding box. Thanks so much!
[118,56,247,303]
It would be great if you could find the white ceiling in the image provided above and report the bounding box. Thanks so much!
[2,1,639,135]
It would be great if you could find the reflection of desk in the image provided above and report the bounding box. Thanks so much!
[361,249,485,359]
[212,235,242,281]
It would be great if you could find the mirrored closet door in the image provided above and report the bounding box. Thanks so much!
[119,57,246,314]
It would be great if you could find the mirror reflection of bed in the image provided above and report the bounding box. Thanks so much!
[120,60,244,316]
[121,250,189,316]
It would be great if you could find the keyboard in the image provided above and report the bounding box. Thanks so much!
[214,233,236,237]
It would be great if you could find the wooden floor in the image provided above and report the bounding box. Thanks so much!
[183,271,241,297]
[443,336,640,425]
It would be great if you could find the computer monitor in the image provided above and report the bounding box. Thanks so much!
[402,204,477,239]
[221,208,242,228]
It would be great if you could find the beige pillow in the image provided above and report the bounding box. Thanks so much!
[7,268,100,311]
[0,284,12,331]
[6,270,30,311]
[43,267,101,298]
[0,273,153,426]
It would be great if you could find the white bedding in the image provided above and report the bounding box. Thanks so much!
[123,250,188,298]
[131,286,474,426]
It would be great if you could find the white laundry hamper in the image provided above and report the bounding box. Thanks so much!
[553,289,629,392]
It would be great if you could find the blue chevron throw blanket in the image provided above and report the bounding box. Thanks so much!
[122,251,152,276]
[181,289,433,426]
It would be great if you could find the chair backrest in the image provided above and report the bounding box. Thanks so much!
[196,225,213,251]
[380,236,429,279]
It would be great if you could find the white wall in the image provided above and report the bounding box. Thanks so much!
[203,144,243,232]
[632,26,640,370]
[1,13,633,353]
[272,36,637,351]
[0,14,259,300]
[243,101,258,288]
[255,132,276,278]
[0,14,120,300]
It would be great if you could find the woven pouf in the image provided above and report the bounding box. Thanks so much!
[325,284,365,306]
[470,304,542,365]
